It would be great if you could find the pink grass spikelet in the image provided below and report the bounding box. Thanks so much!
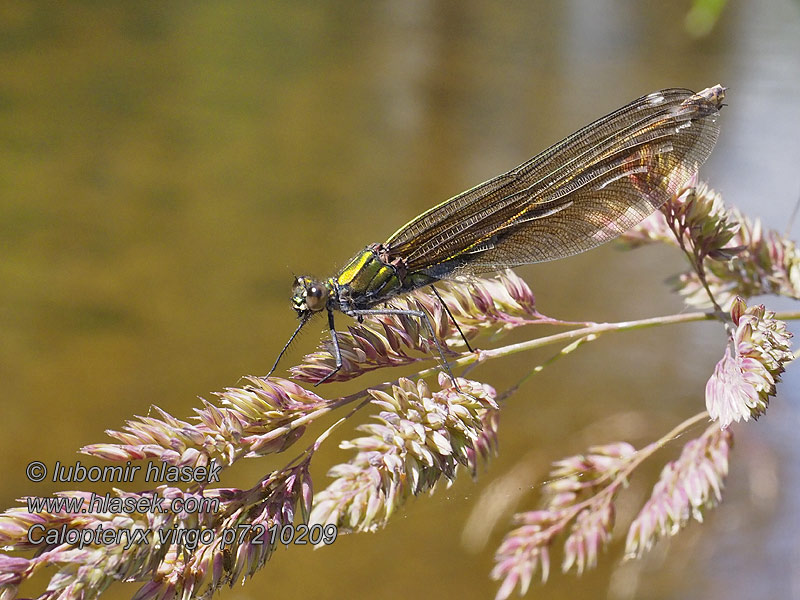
[309,375,498,532]
[625,425,733,559]
[82,377,330,468]
[625,181,800,310]
[705,298,794,428]
[492,443,636,597]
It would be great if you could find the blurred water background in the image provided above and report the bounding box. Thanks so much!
[1,1,799,599]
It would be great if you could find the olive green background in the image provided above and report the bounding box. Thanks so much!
[2,2,799,599]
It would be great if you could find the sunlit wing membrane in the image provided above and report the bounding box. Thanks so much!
[385,86,723,278]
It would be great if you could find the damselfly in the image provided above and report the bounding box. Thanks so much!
[269,85,726,384]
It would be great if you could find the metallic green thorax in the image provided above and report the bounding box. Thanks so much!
[326,243,435,313]
[290,243,436,319]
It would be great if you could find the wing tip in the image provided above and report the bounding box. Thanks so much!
[683,84,727,113]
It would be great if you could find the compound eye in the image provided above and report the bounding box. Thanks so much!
[305,285,328,311]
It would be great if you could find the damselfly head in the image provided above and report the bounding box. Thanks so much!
[292,276,330,316]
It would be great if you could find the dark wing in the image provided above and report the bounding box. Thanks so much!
[385,86,724,278]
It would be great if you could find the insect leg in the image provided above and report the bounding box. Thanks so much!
[266,315,310,378]
[347,307,463,391]
[315,308,344,386]
[431,285,474,352]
